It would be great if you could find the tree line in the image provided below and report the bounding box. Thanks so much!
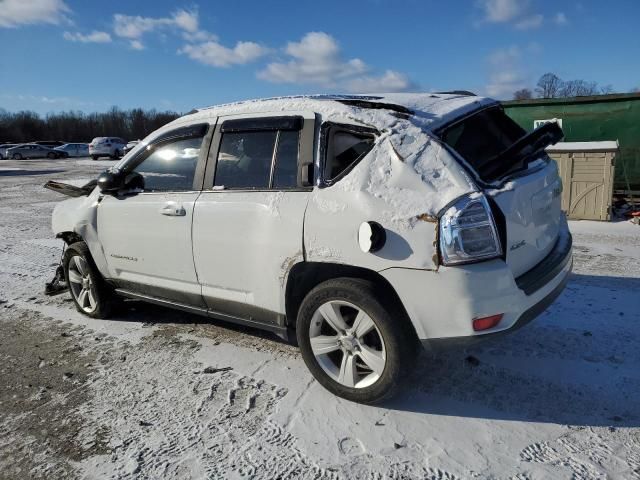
[0,107,181,144]
[513,73,617,100]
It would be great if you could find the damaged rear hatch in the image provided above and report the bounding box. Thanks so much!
[436,106,565,278]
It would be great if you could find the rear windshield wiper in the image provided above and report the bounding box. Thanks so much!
[481,122,564,180]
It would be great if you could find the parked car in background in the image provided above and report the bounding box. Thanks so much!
[123,140,140,156]
[89,137,126,160]
[34,141,66,148]
[6,143,64,159]
[49,93,571,403]
[0,144,19,159]
[55,143,90,158]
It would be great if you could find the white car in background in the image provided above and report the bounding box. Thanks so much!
[89,137,126,160]
[55,143,90,158]
[49,93,572,403]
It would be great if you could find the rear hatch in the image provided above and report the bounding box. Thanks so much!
[437,106,564,277]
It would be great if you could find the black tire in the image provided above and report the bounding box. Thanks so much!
[91,155,99,160]
[12,153,22,160]
[63,241,117,319]
[296,278,417,404]
[47,152,56,159]
[111,150,121,160]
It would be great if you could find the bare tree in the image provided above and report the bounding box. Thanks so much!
[560,80,599,97]
[535,73,564,98]
[513,88,533,100]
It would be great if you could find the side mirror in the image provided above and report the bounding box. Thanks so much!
[97,170,124,193]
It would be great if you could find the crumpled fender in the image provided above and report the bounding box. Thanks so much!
[52,188,110,277]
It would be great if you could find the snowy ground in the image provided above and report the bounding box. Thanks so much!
[1,158,639,479]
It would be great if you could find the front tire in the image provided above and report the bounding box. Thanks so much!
[296,278,417,404]
[63,242,116,319]
[12,153,22,160]
[111,149,121,160]
[91,155,99,160]
[47,152,56,159]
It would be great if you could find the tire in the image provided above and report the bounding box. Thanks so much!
[47,152,56,159]
[63,241,116,319]
[91,155,99,160]
[296,278,417,404]
[12,153,22,160]
[111,149,121,160]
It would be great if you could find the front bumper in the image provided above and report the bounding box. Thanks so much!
[380,225,573,348]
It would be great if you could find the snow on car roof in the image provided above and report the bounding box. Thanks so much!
[182,93,496,131]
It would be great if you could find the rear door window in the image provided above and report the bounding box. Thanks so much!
[438,106,526,182]
[213,117,302,190]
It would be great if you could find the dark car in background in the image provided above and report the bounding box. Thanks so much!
[34,141,66,148]
[6,144,65,159]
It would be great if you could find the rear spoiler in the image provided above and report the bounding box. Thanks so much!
[44,179,97,197]
[481,121,564,180]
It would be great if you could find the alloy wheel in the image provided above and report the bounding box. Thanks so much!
[67,255,98,313]
[309,300,386,389]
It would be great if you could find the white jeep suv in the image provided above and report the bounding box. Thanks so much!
[49,94,572,403]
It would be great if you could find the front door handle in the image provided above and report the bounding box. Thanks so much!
[160,202,186,216]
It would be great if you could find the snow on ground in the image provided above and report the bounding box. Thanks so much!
[0,158,639,479]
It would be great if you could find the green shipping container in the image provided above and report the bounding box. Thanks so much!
[502,92,640,191]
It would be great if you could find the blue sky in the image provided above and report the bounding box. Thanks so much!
[1,0,638,114]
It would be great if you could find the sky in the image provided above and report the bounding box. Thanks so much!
[0,0,639,115]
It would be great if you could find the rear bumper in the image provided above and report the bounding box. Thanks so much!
[380,223,573,348]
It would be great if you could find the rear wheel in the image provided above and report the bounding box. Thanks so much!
[111,149,121,160]
[12,153,22,160]
[91,155,99,160]
[297,278,416,404]
[63,242,116,319]
[47,152,56,159]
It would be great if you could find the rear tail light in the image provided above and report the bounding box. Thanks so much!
[439,194,502,265]
[473,314,503,331]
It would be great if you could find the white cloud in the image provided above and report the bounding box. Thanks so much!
[484,45,538,98]
[180,41,270,67]
[515,14,543,30]
[0,0,70,28]
[113,9,207,43]
[477,0,545,29]
[553,12,568,26]
[63,30,112,43]
[347,70,414,93]
[129,40,144,51]
[477,0,528,23]
[257,32,413,92]
[258,32,367,86]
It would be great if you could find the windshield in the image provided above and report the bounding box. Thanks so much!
[438,106,527,183]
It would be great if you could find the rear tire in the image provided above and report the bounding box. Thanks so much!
[63,242,117,319]
[47,152,56,159]
[91,155,99,160]
[111,149,121,160]
[296,278,417,404]
[12,153,22,160]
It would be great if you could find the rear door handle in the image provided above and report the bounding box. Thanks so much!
[160,202,186,216]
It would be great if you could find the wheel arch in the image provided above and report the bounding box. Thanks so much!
[284,261,417,337]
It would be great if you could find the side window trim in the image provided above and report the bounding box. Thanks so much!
[120,122,214,193]
[318,121,378,188]
[203,114,314,192]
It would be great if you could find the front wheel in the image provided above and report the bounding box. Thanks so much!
[47,152,56,159]
[63,242,116,319]
[296,278,417,404]
[111,150,121,160]
[91,155,99,160]
[12,153,22,160]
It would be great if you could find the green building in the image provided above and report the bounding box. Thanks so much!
[502,92,640,191]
